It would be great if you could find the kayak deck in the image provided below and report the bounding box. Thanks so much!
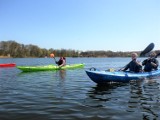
[17,63,84,72]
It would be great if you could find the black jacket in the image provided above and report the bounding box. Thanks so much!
[142,58,159,72]
[123,59,142,73]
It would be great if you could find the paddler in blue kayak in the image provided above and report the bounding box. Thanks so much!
[120,52,142,73]
[142,52,159,72]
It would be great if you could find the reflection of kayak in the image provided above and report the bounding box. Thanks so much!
[17,64,84,72]
[0,63,16,67]
[86,68,160,84]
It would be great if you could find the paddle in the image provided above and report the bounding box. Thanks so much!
[50,53,57,64]
[117,43,155,71]
[140,43,154,57]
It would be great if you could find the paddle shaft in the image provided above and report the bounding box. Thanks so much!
[53,57,57,63]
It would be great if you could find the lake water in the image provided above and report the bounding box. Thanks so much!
[0,58,160,120]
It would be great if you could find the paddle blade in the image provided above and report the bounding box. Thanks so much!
[50,53,55,58]
[140,43,154,57]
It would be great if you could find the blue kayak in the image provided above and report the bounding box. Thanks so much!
[86,68,160,84]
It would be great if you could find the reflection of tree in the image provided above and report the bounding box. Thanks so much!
[128,80,160,120]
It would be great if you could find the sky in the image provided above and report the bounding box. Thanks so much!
[0,0,160,52]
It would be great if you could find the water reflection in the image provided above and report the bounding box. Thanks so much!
[59,70,66,80]
[88,83,128,97]
[128,79,160,120]
[17,70,66,80]
[86,82,129,107]
[86,79,160,119]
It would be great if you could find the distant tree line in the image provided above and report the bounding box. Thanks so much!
[0,40,80,58]
[80,50,132,57]
[0,40,159,58]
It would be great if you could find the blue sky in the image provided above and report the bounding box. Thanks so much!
[0,0,160,51]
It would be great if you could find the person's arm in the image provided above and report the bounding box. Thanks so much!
[121,63,129,71]
[135,59,142,67]
[59,59,66,67]
[137,62,142,72]
[56,60,60,65]
[151,59,159,68]
[142,59,147,66]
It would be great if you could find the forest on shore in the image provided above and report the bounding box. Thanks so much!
[0,40,157,58]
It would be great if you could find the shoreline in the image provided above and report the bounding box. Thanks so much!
[0,56,11,58]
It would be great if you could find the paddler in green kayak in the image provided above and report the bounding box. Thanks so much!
[50,53,66,67]
[56,57,66,67]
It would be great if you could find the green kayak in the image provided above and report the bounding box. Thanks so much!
[17,63,84,72]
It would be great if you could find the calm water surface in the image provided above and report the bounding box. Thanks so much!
[0,58,160,120]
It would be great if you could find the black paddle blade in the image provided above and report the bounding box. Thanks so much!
[140,43,154,57]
